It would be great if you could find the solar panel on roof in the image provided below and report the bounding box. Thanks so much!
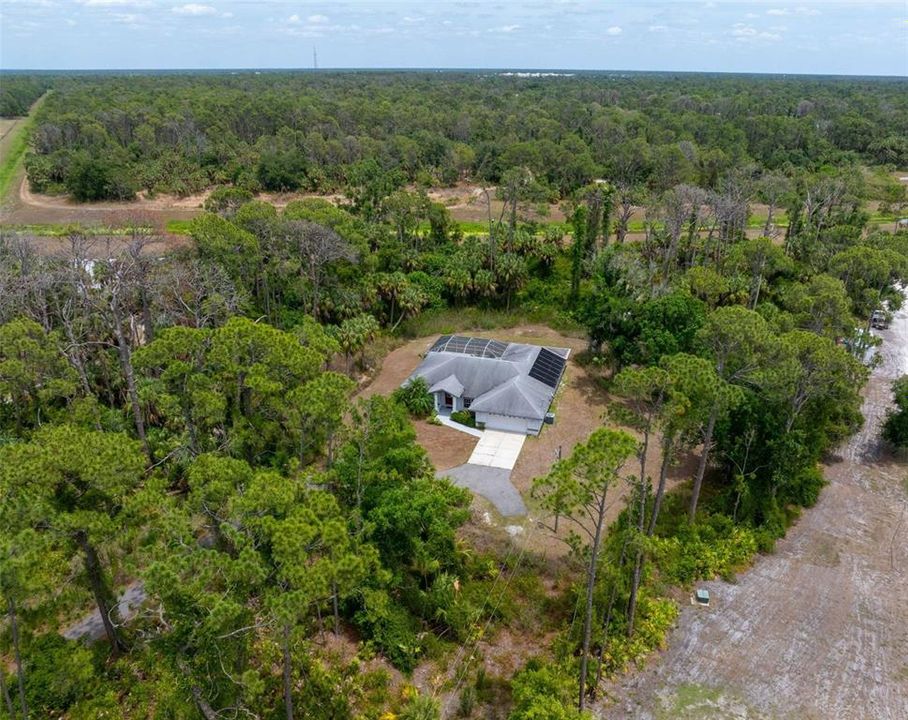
[430,335,453,353]
[428,335,509,359]
[528,348,566,388]
[487,340,507,358]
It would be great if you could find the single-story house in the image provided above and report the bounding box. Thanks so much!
[403,335,570,435]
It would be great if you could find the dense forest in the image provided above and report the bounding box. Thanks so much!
[8,71,908,201]
[0,76,50,118]
[1,71,907,719]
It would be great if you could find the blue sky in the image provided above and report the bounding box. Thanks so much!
[1,1,906,75]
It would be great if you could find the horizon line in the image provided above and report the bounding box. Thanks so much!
[1,66,906,80]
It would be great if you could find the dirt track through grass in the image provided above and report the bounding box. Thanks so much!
[600,305,908,719]
[0,92,48,202]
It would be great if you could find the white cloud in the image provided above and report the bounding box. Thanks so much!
[493,24,520,33]
[606,25,622,35]
[732,23,782,42]
[171,3,216,16]
[4,0,58,7]
[794,6,820,16]
[79,0,150,6]
[767,8,790,16]
[648,25,669,32]
[288,14,301,23]
[111,11,147,27]
[308,14,329,24]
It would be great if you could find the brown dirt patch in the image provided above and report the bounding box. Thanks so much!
[598,307,908,720]
[1,178,570,230]
[413,420,477,472]
[425,182,568,225]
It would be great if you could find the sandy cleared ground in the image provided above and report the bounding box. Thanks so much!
[1,177,554,228]
[359,325,602,487]
[598,307,908,719]
[361,325,690,532]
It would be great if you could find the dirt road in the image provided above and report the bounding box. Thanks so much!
[601,309,908,719]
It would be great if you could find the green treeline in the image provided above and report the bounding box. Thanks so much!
[17,71,908,200]
[0,76,50,118]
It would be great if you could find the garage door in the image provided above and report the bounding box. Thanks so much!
[476,413,529,434]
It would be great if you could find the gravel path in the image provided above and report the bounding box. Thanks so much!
[600,306,908,720]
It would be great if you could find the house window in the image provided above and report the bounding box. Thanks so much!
[463,397,473,408]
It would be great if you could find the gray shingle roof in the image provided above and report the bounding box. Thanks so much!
[405,336,570,420]
[428,374,464,396]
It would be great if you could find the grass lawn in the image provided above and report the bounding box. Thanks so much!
[165,219,194,235]
[0,223,150,237]
[0,92,49,201]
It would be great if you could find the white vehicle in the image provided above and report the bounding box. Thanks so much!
[871,310,890,330]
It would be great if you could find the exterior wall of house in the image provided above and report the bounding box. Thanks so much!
[433,392,464,413]
[474,411,533,434]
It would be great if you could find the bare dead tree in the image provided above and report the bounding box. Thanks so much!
[652,185,710,288]
[613,182,643,244]
[0,234,54,329]
[757,171,792,237]
[125,233,158,343]
[95,241,154,464]
[49,233,101,398]
[711,169,754,268]
[284,220,357,321]
[154,256,241,328]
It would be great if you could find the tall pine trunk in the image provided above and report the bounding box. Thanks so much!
[0,664,15,720]
[190,685,218,720]
[110,296,153,464]
[75,531,125,657]
[8,596,28,720]
[689,408,717,521]
[282,622,294,720]
[578,489,609,711]
[625,475,648,638]
[646,439,673,536]
[593,522,631,691]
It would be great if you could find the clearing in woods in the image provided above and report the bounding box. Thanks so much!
[599,304,908,720]
[361,325,693,555]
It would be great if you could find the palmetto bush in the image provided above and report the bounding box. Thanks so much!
[393,377,435,418]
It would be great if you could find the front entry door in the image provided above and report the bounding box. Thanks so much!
[443,392,454,409]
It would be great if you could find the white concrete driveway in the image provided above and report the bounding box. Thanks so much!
[468,430,526,470]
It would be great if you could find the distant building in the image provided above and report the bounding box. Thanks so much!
[403,335,569,435]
